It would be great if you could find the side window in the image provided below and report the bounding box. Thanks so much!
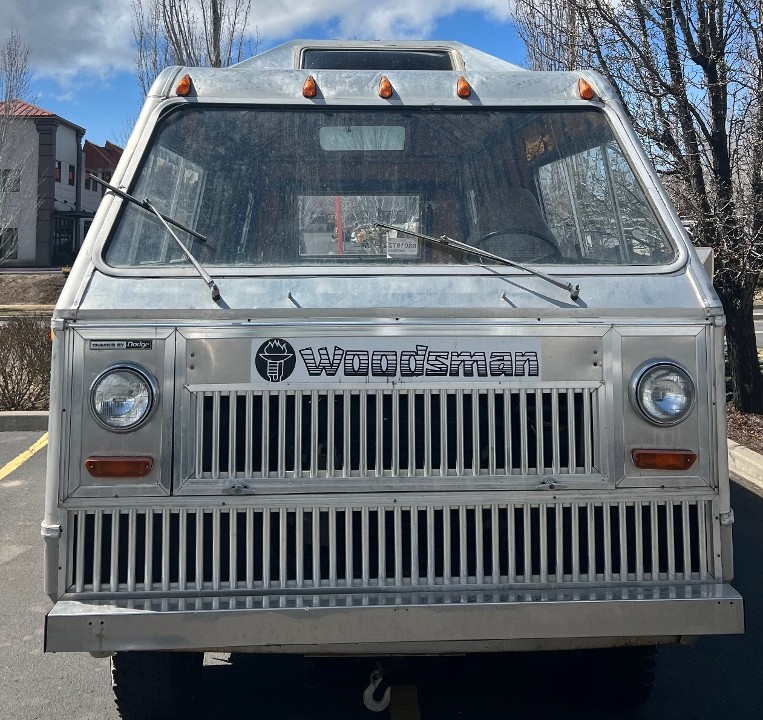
[536,140,673,264]
[537,145,623,261]
[108,148,205,265]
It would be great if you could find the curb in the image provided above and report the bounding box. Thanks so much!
[0,305,54,316]
[0,411,49,432]
[728,440,763,495]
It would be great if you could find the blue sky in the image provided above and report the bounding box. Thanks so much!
[8,1,526,146]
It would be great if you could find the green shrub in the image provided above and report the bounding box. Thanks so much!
[0,315,52,410]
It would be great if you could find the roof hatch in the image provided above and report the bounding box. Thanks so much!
[300,48,456,71]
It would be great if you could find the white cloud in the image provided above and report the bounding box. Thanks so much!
[254,1,511,41]
[2,0,512,89]
[2,1,134,84]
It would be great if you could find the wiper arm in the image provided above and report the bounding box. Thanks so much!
[90,174,207,243]
[375,222,580,301]
[92,174,221,302]
[143,199,221,302]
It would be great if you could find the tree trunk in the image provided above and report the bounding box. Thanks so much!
[716,276,763,413]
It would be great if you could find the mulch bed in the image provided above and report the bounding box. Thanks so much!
[726,403,763,455]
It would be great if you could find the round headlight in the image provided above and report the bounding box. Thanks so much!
[90,364,157,431]
[629,360,695,426]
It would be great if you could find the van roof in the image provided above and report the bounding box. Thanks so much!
[234,39,523,73]
[154,40,601,107]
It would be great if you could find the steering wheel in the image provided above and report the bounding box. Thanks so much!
[473,228,562,263]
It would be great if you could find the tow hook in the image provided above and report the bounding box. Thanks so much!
[362,663,391,712]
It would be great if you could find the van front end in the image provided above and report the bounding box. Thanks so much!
[42,41,742,715]
[44,308,742,656]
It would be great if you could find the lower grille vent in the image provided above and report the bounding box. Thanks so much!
[67,498,711,594]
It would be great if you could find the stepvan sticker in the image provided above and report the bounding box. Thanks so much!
[253,338,540,384]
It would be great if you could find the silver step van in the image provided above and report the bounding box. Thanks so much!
[42,40,744,717]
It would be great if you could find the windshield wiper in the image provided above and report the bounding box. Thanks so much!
[92,174,221,302]
[375,222,580,301]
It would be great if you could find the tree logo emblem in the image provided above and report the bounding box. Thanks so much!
[255,339,296,382]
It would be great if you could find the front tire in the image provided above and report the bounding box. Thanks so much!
[111,651,204,720]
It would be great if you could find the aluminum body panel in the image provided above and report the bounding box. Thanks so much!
[65,327,176,497]
[74,271,715,315]
[58,319,717,498]
[44,584,743,654]
[233,39,517,72]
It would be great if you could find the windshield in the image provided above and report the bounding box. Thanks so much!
[105,106,677,268]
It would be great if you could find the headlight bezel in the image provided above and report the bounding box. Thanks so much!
[629,358,696,427]
[89,363,158,433]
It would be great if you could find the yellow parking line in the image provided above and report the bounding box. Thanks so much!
[0,433,48,482]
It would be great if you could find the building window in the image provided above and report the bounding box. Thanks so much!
[53,217,76,266]
[68,164,75,186]
[54,160,61,182]
[0,228,19,261]
[101,172,111,195]
[1,169,21,192]
[84,173,93,191]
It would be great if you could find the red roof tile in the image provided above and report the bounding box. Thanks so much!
[2,99,86,134]
[4,99,55,117]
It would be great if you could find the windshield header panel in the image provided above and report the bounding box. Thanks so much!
[104,106,678,270]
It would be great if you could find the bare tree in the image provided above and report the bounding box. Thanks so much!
[0,29,34,266]
[511,0,763,413]
[513,0,582,71]
[132,0,259,96]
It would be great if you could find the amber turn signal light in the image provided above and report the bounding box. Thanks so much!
[176,74,193,96]
[632,449,697,471]
[85,456,154,478]
[303,75,318,98]
[379,76,393,99]
[457,76,472,98]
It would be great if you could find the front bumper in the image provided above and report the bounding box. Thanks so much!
[45,583,744,654]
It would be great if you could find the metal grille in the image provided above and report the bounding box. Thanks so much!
[190,386,598,480]
[67,497,712,594]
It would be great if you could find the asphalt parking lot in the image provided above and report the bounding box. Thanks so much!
[1,429,762,720]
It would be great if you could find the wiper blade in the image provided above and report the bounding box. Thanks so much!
[375,222,580,301]
[90,174,207,243]
[93,174,221,302]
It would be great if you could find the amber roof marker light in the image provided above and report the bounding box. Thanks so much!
[176,73,193,96]
[303,75,318,98]
[578,78,596,101]
[379,76,394,99]
[457,76,472,98]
